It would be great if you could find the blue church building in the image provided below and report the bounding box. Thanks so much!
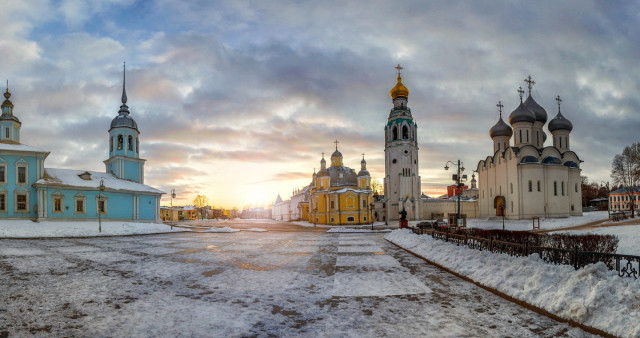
[0,68,163,222]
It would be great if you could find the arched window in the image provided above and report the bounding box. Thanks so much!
[128,135,133,151]
[554,181,558,196]
[110,137,113,152]
[528,180,532,192]
[117,135,123,150]
[575,183,578,193]
[537,180,541,192]
[510,183,513,194]
[560,137,562,148]
[392,126,398,141]
[136,138,139,153]
[402,125,409,139]
[561,181,565,196]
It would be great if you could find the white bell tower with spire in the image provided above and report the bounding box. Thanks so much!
[384,65,421,221]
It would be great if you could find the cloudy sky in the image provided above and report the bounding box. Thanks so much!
[1,0,638,208]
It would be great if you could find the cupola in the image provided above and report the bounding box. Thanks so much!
[389,64,409,99]
[508,87,536,125]
[548,95,573,132]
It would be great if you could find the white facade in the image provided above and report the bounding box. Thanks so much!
[477,81,582,219]
[384,69,421,221]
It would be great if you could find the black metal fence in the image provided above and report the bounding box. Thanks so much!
[411,227,639,278]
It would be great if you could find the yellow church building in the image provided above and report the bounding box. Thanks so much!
[308,143,374,225]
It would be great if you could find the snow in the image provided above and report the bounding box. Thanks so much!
[385,229,640,337]
[0,220,181,238]
[35,168,164,194]
[0,230,592,336]
[466,211,610,231]
[326,228,391,233]
[566,223,640,255]
[0,142,49,153]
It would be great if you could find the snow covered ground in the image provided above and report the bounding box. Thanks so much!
[0,220,271,238]
[0,220,182,238]
[385,229,640,337]
[0,231,589,336]
[566,223,640,255]
[466,211,610,231]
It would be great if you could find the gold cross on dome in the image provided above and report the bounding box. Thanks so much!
[395,64,403,75]
[334,140,339,150]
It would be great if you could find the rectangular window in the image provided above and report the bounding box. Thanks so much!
[54,197,63,213]
[4,127,9,138]
[528,180,532,192]
[554,182,558,196]
[98,200,106,214]
[0,165,5,183]
[330,201,335,209]
[76,199,84,213]
[16,194,27,211]
[17,166,26,184]
[0,193,5,212]
[362,200,366,208]
[561,182,565,196]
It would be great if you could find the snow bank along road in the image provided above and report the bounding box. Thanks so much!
[0,228,593,336]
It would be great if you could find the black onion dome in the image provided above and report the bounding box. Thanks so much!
[508,102,536,124]
[489,116,513,138]
[524,95,547,124]
[548,111,573,132]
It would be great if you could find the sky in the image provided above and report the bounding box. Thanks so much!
[0,0,638,209]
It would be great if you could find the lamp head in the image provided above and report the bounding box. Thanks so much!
[444,165,449,171]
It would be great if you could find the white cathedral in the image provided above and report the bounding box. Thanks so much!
[476,77,582,219]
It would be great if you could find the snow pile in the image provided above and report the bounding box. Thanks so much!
[244,228,268,232]
[326,228,392,233]
[385,229,640,337]
[466,211,609,231]
[0,220,180,238]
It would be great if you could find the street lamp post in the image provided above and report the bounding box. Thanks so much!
[98,179,105,233]
[170,189,176,223]
[600,181,610,218]
[444,160,466,226]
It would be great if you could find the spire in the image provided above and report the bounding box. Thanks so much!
[118,62,130,115]
[121,62,128,104]
[524,75,535,96]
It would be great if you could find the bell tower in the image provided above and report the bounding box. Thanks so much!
[384,65,421,221]
[104,63,146,183]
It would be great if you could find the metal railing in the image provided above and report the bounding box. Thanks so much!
[409,227,640,278]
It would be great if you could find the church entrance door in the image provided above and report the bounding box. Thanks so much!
[494,196,505,216]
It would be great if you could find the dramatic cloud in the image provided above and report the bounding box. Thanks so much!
[0,0,638,208]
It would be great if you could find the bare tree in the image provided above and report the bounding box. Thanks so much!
[193,195,209,220]
[611,143,640,217]
[371,178,383,195]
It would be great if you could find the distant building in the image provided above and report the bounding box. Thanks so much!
[272,144,374,225]
[1,67,163,222]
[609,187,640,212]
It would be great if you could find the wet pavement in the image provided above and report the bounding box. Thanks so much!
[0,220,592,337]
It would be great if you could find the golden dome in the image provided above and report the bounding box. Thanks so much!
[389,74,409,99]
